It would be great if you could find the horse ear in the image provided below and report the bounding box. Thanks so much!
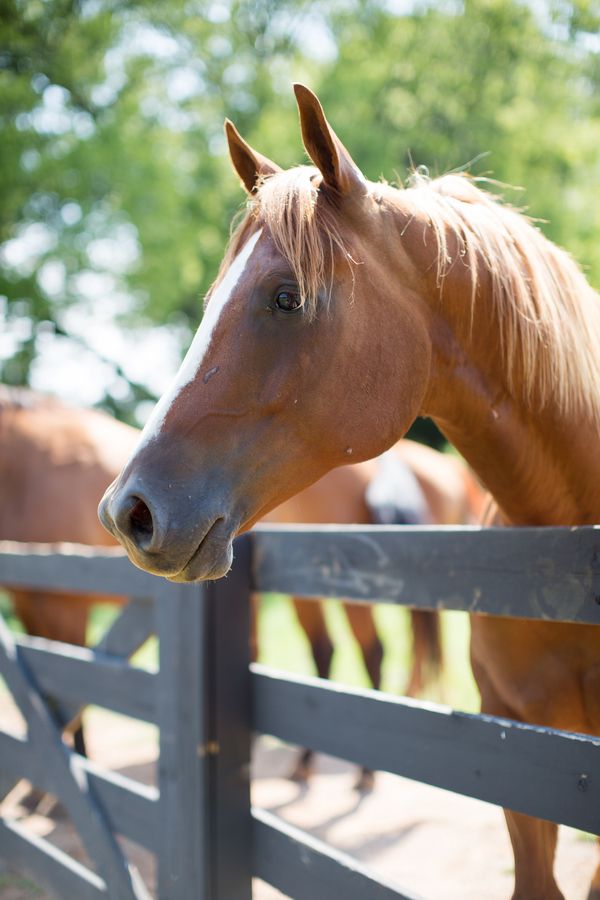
[225,119,281,195]
[293,83,366,196]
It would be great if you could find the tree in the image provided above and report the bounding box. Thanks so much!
[1,0,600,430]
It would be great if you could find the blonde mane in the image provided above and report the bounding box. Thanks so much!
[221,166,600,428]
[404,172,600,427]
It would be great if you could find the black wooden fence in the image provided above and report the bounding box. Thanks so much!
[0,524,599,899]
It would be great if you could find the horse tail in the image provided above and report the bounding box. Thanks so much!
[406,608,443,698]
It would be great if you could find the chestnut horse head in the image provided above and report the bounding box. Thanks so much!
[100,84,600,581]
[99,85,433,581]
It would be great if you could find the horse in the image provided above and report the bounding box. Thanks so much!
[100,84,600,899]
[0,387,475,773]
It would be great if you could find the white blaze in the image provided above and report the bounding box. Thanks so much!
[136,228,262,450]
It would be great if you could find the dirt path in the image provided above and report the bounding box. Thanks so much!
[0,711,597,899]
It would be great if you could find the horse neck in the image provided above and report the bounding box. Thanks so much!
[389,202,600,526]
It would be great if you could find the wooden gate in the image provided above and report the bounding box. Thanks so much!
[0,539,252,899]
[1,524,599,899]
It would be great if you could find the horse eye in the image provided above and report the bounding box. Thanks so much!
[274,289,303,312]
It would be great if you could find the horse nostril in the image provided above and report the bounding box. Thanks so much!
[129,497,154,546]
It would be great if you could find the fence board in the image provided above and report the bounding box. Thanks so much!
[0,542,157,597]
[16,636,157,723]
[209,536,253,900]
[253,666,600,835]
[156,581,209,900]
[0,819,107,900]
[95,597,155,656]
[253,807,420,900]
[59,596,156,732]
[81,759,159,853]
[156,537,253,900]
[0,615,150,900]
[0,729,161,854]
[251,525,600,623]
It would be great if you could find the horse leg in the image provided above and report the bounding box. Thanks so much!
[471,656,564,900]
[343,603,383,689]
[290,598,333,782]
[405,609,443,698]
[504,812,562,900]
[343,603,383,792]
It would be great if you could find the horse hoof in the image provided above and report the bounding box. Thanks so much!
[355,768,375,794]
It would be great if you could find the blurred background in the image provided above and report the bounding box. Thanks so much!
[2,0,600,428]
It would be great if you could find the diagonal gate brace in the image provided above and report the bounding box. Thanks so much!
[0,612,151,900]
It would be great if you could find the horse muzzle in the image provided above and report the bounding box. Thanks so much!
[98,480,237,581]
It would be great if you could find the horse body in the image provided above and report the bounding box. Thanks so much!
[100,86,600,898]
[0,389,139,648]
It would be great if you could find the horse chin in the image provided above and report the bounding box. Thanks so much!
[168,534,234,583]
[162,516,235,582]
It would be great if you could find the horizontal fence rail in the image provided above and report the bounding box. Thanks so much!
[0,540,158,597]
[252,524,600,623]
[253,665,600,835]
[253,807,421,900]
[15,635,157,723]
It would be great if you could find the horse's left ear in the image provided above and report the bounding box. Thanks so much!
[225,119,281,195]
[294,83,367,196]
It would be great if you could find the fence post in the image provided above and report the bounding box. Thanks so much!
[156,535,253,900]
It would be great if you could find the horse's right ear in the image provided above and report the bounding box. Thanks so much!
[225,119,281,195]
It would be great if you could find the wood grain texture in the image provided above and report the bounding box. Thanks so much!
[15,635,157,723]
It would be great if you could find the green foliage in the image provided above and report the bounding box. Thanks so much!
[2,0,600,423]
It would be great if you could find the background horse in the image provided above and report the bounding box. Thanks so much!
[101,86,600,899]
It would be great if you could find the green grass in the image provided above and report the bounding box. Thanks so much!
[0,873,42,896]
[257,593,479,712]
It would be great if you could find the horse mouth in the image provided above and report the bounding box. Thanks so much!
[167,517,236,582]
